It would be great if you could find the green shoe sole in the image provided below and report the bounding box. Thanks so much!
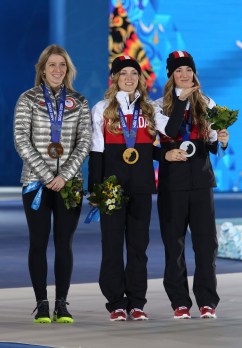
[33,317,51,323]
[53,315,74,323]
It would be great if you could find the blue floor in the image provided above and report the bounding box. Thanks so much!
[0,344,53,348]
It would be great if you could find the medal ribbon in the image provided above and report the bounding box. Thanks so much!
[23,181,44,210]
[218,143,226,158]
[84,207,100,224]
[42,83,66,143]
[118,102,140,149]
[180,102,192,141]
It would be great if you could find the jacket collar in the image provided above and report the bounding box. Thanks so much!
[116,90,140,110]
[41,82,65,98]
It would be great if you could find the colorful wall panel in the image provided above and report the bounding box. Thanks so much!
[109,0,242,191]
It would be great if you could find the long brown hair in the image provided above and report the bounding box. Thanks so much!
[35,44,76,90]
[162,74,210,140]
[104,73,156,136]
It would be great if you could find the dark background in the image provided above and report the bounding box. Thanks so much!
[0,0,108,186]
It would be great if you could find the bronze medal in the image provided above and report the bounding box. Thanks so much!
[47,142,64,159]
[123,148,139,164]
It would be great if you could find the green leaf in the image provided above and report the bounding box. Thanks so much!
[206,106,239,130]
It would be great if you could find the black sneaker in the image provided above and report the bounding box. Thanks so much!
[32,300,51,323]
[52,298,74,323]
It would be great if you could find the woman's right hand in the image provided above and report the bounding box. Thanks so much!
[178,85,200,101]
[46,176,65,192]
[165,149,188,162]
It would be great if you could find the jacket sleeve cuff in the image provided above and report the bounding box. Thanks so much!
[88,151,103,192]
[152,145,168,163]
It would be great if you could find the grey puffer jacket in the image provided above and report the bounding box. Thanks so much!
[14,84,91,186]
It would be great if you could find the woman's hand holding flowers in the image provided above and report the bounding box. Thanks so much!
[46,176,65,192]
[217,129,229,148]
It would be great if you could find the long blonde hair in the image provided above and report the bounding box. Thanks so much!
[35,44,76,90]
[104,73,156,136]
[163,74,210,139]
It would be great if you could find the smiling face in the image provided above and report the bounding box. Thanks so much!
[44,54,67,90]
[117,67,139,98]
[173,66,194,88]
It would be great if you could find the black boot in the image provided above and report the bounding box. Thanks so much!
[32,299,51,323]
[53,298,74,323]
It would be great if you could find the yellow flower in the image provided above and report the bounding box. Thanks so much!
[87,175,128,215]
[206,105,239,130]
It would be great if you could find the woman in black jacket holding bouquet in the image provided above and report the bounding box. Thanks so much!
[154,51,229,320]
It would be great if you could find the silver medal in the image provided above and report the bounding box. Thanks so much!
[179,141,196,157]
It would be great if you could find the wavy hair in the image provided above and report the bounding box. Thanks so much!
[35,44,77,90]
[162,74,210,140]
[104,73,156,136]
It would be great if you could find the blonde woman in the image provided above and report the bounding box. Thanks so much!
[88,55,177,322]
[14,44,91,323]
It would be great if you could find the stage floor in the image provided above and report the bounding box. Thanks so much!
[0,189,242,347]
[0,274,242,348]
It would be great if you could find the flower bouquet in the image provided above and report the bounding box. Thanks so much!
[206,105,239,130]
[60,178,84,209]
[87,175,128,215]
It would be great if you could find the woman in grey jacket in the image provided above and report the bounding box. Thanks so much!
[14,45,91,323]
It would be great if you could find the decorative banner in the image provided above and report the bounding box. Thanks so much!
[109,0,241,192]
[109,0,156,91]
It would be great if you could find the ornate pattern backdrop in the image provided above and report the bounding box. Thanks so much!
[109,0,242,192]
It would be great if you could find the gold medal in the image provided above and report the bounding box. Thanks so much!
[123,148,139,164]
[47,142,64,159]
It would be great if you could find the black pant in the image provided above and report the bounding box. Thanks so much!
[157,188,220,310]
[22,187,81,301]
[99,194,152,312]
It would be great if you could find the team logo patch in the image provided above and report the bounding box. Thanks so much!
[65,97,76,109]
